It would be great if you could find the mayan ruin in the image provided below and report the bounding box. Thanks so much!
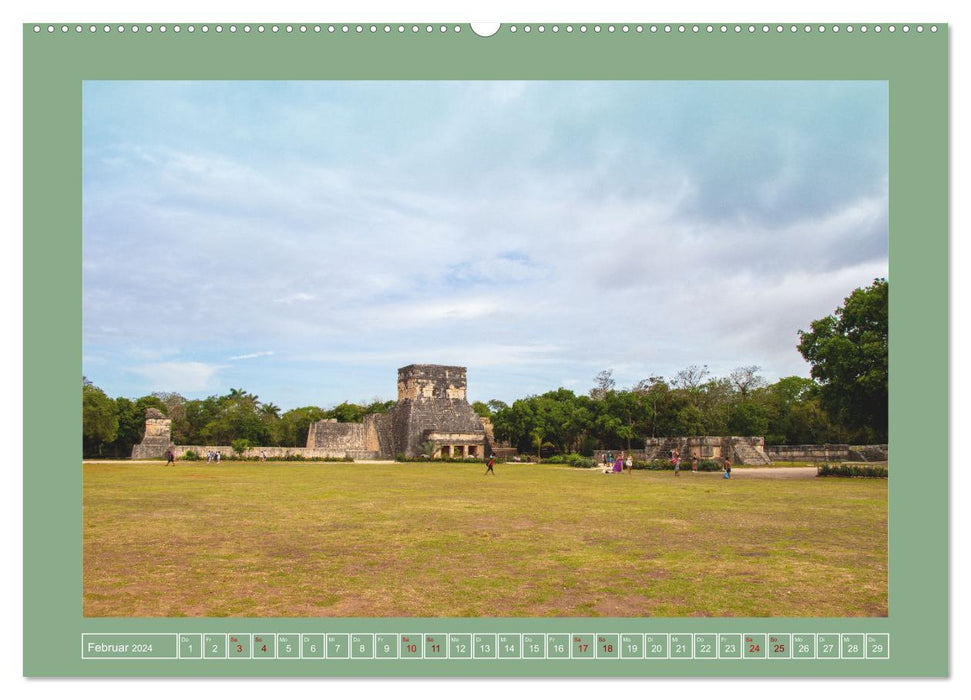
[133,364,493,460]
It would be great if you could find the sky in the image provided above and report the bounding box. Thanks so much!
[82,80,888,410]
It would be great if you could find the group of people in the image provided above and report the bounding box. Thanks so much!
[602,451,634,474]
[601,448,732,478]
[205,450,221,464]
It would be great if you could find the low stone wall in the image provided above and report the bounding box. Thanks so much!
[595,436,770,466]
[763,444,888,462]
[163,445,382,461]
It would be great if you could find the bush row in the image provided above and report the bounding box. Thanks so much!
[817,463,888,478]
[542,453,599,468]
[629,459,724,471]
[181,450,353,463]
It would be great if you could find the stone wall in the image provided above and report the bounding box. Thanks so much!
[596,436,771,466]
[764,444,888,462]
[306,415,386,452]
[165,445,383,460]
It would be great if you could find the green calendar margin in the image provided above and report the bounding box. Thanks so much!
[23,23,947,678]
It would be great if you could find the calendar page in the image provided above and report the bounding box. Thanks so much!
[23,19,947,678]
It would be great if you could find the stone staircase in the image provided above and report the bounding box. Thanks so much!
[732,442,773,465]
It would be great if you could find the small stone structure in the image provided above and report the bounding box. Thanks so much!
[130,408,174,459]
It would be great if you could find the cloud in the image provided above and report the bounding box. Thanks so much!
[228,351,275,361]
[128,362,223,393]
[82,81,888,408]
[274,293,317,304]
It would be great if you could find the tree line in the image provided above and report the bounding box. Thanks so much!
[83,279,887,458]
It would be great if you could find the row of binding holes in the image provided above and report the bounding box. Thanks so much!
[509,24,937,34]
[33,24,939,34]
[32,24,464,34]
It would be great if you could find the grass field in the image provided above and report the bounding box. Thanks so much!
[83,461,887,618]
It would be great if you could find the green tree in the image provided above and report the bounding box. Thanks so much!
[82,382,118,457]
[471,401,492,418]
[797,278,888,442]
[278,406,328,447]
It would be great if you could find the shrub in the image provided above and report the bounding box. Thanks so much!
[817,463,888,478]
[231,439,251,457]
[182,450,200,461]
[543,453,598,468]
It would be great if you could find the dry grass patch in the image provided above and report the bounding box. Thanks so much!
[83,461,886,617]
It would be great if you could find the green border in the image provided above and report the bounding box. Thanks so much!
[23,22,948,677]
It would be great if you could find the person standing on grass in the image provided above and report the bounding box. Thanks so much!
[613,452,624,473]
[692,455,699,473]
[215,450,221,464]
[723,457,732,479]
[260,450,267,462]
[625,454,633,475]
[671,448,681,476]
[166,449,175,465]
[485,455,495,475]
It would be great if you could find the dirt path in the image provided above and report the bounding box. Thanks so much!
[731,466,817,479]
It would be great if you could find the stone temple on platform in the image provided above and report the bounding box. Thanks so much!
[306,364,492,459]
